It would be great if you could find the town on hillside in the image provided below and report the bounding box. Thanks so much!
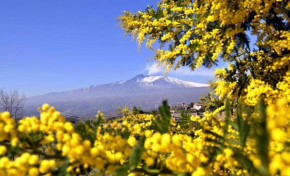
[169,102,204,120]
[64,101,205,123]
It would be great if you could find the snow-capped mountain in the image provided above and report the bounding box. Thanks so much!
[69,74,208,91]
[25,75,210,117]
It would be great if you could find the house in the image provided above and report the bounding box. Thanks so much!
[193,103,202,110]
[169,102,205,120]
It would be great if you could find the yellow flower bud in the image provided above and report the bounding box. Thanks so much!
[64,122,74,132]
[282,152,290,164]
[145,130,153,138]
[152,133,161,142]
[66,166,73,172]
[18,125,25,132]
[40,160,50,173]
[152,143,160,152]
[122,121,128,126]
[40,113,49,124]
[22,153,31,162]
[145,157,154,166]
[0,146,7,155]
[4,124,13,133]
[127,136,136,147]
[224,148,233,158]
[48,160,56,168]
[272,129,286,142]
[62,145,70,155]
[29,155,39,165]
[28,167,39,176]
[0,157,9,168]
[76,167,80,173]
[144,138,152,149]
[192,167,206,176]
[75,146,84,155]
[2,112,10,120]
[172,134,180,146]
[83,140,91,150]
[115,152,123,161]
[42,104,50,111]
[161,133,171,146]
[90,147,100,157]
[11,137,18,146]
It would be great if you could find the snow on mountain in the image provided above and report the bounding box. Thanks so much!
[139,75,162,83]
[137,75,209,87]
[133,74,209,88]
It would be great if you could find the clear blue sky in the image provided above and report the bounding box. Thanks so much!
[0,0,217,97]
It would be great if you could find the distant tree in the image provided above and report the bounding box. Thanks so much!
[0,89,26,120]
[199,93,223,112]
[116,104,130,116]
[132,106,141,115]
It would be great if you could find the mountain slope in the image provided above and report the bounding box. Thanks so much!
[25,75,210,117]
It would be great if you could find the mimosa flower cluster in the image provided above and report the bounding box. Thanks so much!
[119,0,290,107]
[0,98,289,175]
